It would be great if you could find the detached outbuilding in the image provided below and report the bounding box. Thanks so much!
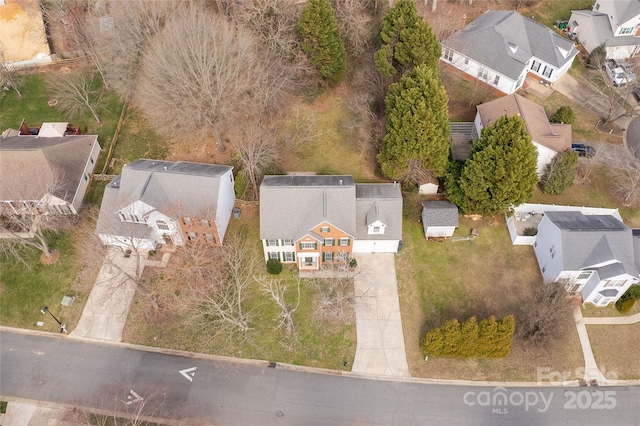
[421,201,459,238]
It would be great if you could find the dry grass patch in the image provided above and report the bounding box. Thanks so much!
[398,194,584,381]
[587,323,640,379]
[582,301,640,318]
[280,93,380,182]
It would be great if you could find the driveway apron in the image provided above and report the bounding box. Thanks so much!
[71,247,144,341]
[352,253,411,377]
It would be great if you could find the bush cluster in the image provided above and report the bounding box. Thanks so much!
[266,258,283,275]
[421,315,516,358]
[615,296,635,313]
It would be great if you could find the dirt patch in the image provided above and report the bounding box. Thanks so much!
[40,249,60,265]
[0,0,50,62]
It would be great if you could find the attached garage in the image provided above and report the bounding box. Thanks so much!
[353,239,400,253]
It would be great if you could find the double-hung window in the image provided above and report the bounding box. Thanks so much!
[338,238,349,247]
[324,238,334,246]
[301,242,316,249]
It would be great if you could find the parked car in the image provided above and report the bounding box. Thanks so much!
[603,59,636,87]
[632,85,640,103]
[571,143,596,158]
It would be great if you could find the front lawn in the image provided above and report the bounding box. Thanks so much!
[123,203,356,370]
[397,194,584,381]
[587,323,640,380]
[0,232,89,333]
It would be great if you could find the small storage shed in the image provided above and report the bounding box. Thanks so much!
[421,201,459,238]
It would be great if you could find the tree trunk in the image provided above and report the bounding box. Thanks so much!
[214,125,226,153]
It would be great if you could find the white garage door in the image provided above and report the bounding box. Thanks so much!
[352,240,399,254]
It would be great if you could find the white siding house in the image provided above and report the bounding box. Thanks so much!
[442,10,578,95]
[96,160,234,251]
[568,0,640,60]
[527,210,640,307]
[0,122,100,216]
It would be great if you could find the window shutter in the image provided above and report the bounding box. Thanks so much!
[292,252,296,261]
[265,240,269,247]
[299,243,303,250]
[322,252,325,262]
[347,239,351,246]
[314,243,317,250]
[276,240,280,246]
[278,252,281,261]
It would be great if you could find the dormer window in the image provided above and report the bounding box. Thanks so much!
[368,222,386,235]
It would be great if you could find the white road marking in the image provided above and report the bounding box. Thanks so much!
[124,389,143,406]
[179,366,197,382]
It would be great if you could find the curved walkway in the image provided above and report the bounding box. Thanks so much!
[351,253,410,377]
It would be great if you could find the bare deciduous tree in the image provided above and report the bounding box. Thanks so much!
[516,281,572,346]
[136,6,292,152]
[235,125,279,201]
[0,51,23,98]
[333,0,377,59]
[258,276,301,339]
[610,148,640,207]
[0,166,70,264]
[187,233,261,338]
[308,264,355,323]
[46,67,104,123]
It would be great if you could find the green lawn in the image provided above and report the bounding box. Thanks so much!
[0,232,88,333]
[530,0,592,27]
[108,108,170,175]
[123,205,356,370]
[397,194,584,381]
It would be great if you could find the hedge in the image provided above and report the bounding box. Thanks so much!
[421,315,516,358]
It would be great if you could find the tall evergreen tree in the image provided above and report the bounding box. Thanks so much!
[448,115,538,215]
[298,0,346,84]
[374,0,441,78]
[540,149,578,195]
[377,64,450,180]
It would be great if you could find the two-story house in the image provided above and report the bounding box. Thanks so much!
[474,94,571,176]
[534,211,640,307]
[259,175,402,270]
[0,122,101,215]
[96,159,235,250]
[441,10,578,94]
[569,0,640,60]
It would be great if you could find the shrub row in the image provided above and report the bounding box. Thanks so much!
[421,315,516,358]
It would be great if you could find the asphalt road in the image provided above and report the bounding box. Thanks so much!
[1,330,639,425]
[626,116,640,160]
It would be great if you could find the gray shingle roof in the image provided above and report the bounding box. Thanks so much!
[260,175,356,240]
[355,184,402,240]
[544,211,639,279]
[443,10,577,81]
[421,201,459,227]
[96,159,232,235]
[0,134,98,203]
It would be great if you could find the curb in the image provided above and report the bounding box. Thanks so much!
[3,326,639,388]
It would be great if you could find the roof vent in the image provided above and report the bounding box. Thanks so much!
[339,179,343,185]
[163,166,167,171]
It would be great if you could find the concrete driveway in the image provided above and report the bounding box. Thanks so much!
[351,253,410,377]
[553,73,625,121]
[71,247,145,341]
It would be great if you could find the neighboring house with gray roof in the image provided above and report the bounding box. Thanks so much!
[568,0,640,60]
[474,94,572,176]
[534,211,640,307]
[421,201,459,238]
[96,159,234,250]
[259,175,402,270]
[442,10,578,94]
[0,122,100,215]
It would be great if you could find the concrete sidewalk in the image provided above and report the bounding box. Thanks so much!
[573,307,606,382]
[71,247,146,341]
[582,311,640,325]
[351,253,410,377]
